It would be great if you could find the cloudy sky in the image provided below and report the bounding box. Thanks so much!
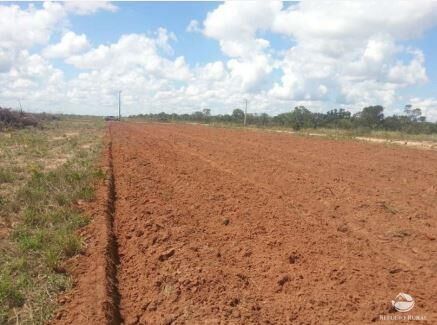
[1,1,437,120]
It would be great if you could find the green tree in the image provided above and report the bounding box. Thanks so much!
[404,105,424,122]
[232,108,245,122]
[356,105,384,128]
[191,111,204,121]
[289,106,314,130]
[259,113,270,126]
[202,108,211,116]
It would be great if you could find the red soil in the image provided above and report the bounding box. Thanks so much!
[55,122,437,324]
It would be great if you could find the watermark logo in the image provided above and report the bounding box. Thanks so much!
[392,293,415,313]
[380,292,426,321]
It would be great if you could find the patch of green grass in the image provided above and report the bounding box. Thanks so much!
[0,117,104,324]
[0,273,25,308]
[0,167,15,183]
[0,259,29,323]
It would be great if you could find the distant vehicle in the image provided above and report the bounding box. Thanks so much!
[104,116,118,121]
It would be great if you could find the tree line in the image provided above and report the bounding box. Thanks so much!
[131,105,437,134]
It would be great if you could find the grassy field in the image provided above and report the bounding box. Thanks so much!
[0,117,104,324]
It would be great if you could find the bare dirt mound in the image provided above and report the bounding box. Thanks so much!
[56,122,437,324]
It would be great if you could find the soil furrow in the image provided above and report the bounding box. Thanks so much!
[107,130,123,324]
[53,128,122,324]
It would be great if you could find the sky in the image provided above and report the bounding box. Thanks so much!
[1,1,437,120]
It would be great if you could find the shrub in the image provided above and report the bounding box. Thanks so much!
[0,108,36,129]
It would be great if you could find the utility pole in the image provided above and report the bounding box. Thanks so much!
[244,98,248,127]
[118,90,122,121]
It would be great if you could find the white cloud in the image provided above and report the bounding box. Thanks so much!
[338,80,397,109]
[1,1,437,121]
[201,2,282,92]
[388,50,427,85]
[64,1,117,15]
[0,1,115,51]
[272,1,437,41]
[203,1,281,59]
[66,31,190,81]
[0,48,14,73]
[199,61,224,81]
[200,1,433,103]
[155,27,177,55]
[186,19,200,33]
[0,1,118,76]
[266,1,437,108]
[54,31,198,114]
[203,1,281,57]
[0,50,66,109]
[0,2,65,50]
[409,97,437,121]
[43,32,90,59]
[227,54,272,92]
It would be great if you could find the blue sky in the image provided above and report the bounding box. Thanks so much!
[69,2,224,64]
[1,1,437,120]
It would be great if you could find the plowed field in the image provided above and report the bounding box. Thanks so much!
[56,122,437,324]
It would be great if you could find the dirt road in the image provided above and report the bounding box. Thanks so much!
[57,122,437,324]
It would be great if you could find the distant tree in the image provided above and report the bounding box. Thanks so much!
[192,111,204,121]
[259,113,270,126]
[357,105,384,128]
[157,112,170,121]
[128,104,437,135]
[273,112,293,126]
[404,105,424,122]
[324,108,352,128]
[170,113,178,121]
[232,108,245,121]
[382,115,409,131]
[289,106,314,130]
[404,104,413,117]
